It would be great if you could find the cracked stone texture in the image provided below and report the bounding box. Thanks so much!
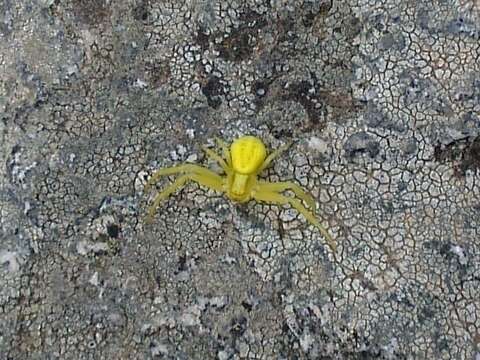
[1,0,479,359]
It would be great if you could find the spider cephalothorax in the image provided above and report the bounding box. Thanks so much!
[144,135,335,251]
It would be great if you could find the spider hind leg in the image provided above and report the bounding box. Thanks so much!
[256,181,316,211]
[252,190,335,251]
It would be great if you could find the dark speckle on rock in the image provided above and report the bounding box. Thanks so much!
[446,17,477,36]
[365,104,404,132]
[468,135,480,167]
[402,138,417,155]
[0,2,13,36]
[344,132,380,158]
[397,181,408,192]
[201,76,226,109]
[378,33,395,50]
[106,223,119,238]
[241,300,253,312]
[252,81,267,98]
[132,1,149,22]
[230,316,247,337]
[72,0,111,27]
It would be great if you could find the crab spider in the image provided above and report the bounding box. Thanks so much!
[144,136,335,251]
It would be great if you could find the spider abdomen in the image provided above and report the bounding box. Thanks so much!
[231,136,266,174]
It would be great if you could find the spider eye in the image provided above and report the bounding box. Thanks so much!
[231,136,267,174]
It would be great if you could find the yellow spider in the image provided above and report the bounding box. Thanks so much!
[144,135,335,251]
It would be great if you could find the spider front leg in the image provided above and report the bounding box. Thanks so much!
[146,172,224,223]
[201,145,231,174]
[215,137,232,167]
[258,141,292,172]
[252,190,336,252]
[256,181,316,211]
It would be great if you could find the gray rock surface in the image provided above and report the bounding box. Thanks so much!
[1,0,479,359]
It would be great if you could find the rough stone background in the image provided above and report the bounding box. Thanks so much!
[1,0,479,359]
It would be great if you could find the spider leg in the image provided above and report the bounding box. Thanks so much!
[256,181,316,210]
[201,146,230,174]
[147,174,189,222]
[144,164,223,192]
[252,190,336,251]
[215,137,232,167]
[146,172,224,223]
[258,141,292,173]
[191,172,225,192]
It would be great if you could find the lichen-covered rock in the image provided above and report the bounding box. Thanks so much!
[0,0,479,359]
